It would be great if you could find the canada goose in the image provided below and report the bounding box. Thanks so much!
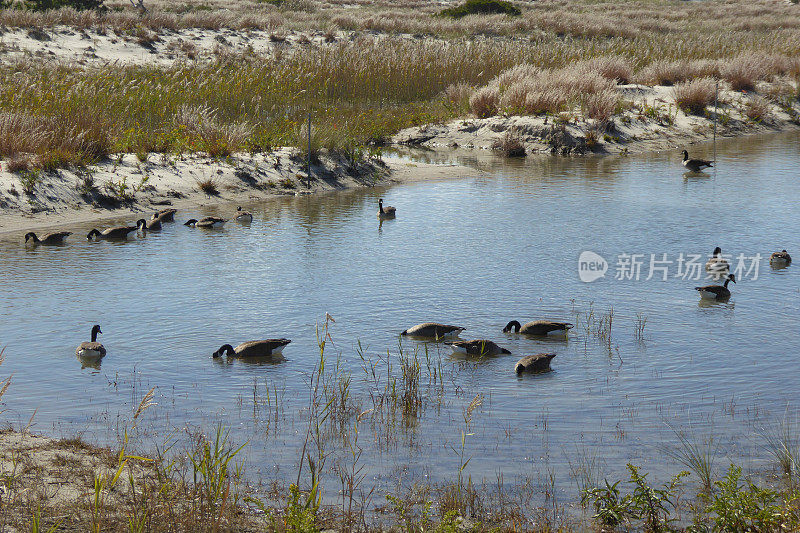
[151,209,177,222]
[184,217,227,229]
[137,218,161,231]
[445,340,511,356]
[682,150,714,172]
[378,198,396,218]
[212,339,291,358]
[24,231,72,245]
[503,320,573,336]
[515,353,556,375]
[87,225,139,240]
[76,325,106,358]
[695,273,736,300]
[235,206,253,223]
[705,247,730,277]
[770,250,792,266]
[400,322,465,339]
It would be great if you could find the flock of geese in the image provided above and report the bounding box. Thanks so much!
[59,198,574,374]
[27,181,793,375]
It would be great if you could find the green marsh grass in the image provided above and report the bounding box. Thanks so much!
[663,423,720,494]
[758,410,800,483]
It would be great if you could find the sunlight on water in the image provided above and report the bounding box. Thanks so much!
[1,132,798,503]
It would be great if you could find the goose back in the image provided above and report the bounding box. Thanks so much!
[515,353,556,374]
[401,322,465,339]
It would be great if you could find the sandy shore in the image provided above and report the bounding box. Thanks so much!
[0,149,484,237]
[394,84,800,156]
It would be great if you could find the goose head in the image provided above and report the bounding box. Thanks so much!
[713,246,722,257]
[725,273,736,287]
[24,232,36,243]
[213,344,235,358]
[136,219,148,230]
[681,150,689,160]
[503,320,522,333]
[184,219,198,226]
[91,324,102,342]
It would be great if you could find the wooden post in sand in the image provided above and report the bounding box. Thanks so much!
[306,112,312,188]
[713,80,718,168]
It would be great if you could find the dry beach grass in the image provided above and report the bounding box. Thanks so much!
[0,0,797,165]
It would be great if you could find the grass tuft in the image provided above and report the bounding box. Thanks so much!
[492,131,526,157]
[673,77,717,115]
[196,178,219,195]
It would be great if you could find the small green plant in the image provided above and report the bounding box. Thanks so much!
[582,464,687,531]
[188,425,246,517]
[134,175,150,192]
[440,0,521,18]
[104,177,134,201]
[585,129,599,148]
[29,508,63,533]
[702,465,796,532]
[582,479,627,527]
[18,170,41,195]
[77,171,97,195]
[279,177,296,189]
[273,484,319,532]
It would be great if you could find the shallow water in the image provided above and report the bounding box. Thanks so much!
[1,132,799,507]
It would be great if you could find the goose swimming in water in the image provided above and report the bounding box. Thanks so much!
[705,247,730,277]
[770,250,792,267]
[76,325,106,358]
[695,273,736,300]
[503,320,573,336]
[682,150,714,172]
[400,322,465,339]
[87,225,140,240]
[184,217,226,228]
[24,231,72,245]
[235,206,253,223]
[151,209,177,222]
[138,218,161,231]
[445,340,511,356]
[515,353,556,374]
[377,199,396,219]
[212,339,291,358]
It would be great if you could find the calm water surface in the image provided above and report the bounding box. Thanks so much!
[1,132,799,505]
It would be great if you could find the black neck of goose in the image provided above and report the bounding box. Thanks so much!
[724,278,730,288]
[87,229,99,240]
[505,320,521,333]
[214,344,235,358]
[91,327,99,342]
[25,232,38,243]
